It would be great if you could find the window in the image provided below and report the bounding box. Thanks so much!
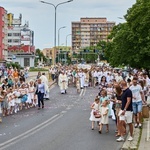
[13,33,20,36]
[13,39,20,43]
[8,39,12,43]
[8,33,12,36]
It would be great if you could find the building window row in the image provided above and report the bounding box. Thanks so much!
[8,39,20,43]
[8,33,21,36]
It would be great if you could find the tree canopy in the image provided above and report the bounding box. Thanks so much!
[105,0,150,69]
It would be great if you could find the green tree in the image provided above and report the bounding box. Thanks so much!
[106,0,150,70]
[35,49,47,64]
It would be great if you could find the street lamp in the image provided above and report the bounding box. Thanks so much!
[58,26,66,47]
[66,34,72,48]
[40,0,73,65]
[58,26,66,63]
[65,34,72,64]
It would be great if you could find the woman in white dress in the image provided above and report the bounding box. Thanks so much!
[89,97,101,130]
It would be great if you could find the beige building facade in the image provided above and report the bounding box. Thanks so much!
[72,17,115,51]
[42,48,55,65]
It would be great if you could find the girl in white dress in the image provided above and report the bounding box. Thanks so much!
[25,84,31,108]
[99,100,109,134]
[29,80,36,107]
[8,88,16,115]
[13,84,21,113]
[76,77,80,93]
[89,97,101,130]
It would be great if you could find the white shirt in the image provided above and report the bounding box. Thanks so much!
[130,84,142,102]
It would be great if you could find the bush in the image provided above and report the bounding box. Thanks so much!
[6,62,21,69]
[29,67,48,72]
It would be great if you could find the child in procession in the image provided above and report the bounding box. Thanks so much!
[99,100,109,134]
[89,96,101,130]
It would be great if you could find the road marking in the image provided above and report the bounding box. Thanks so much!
[83,87,86,96]
[79,89,84,97]
[0,114,63,149]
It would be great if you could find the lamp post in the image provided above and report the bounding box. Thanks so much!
[66,34,72,48]
[58,26,66,63]
[40,0,73,65]
[65,34,72,64]
[58,26,66,47]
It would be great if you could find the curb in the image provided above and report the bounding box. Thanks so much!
[121,108,150,150]
[121,128,141,150]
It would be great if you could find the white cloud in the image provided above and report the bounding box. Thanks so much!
[0,0,136,49]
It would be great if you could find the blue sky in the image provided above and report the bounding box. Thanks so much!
[0,0,136,50]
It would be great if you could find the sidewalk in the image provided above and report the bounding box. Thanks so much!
[138,113,150,150]
[121,108,150,150]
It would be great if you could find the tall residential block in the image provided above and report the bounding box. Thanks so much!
[0,7,8,60]
[7,13,35,67]
[72,18,115,51]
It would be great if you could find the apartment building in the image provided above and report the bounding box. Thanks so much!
[7,13,35,67]
[72,17,115,50]
[0,7,8,60]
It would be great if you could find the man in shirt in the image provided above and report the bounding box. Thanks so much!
[130,77,145,128]
[116,81,133,142]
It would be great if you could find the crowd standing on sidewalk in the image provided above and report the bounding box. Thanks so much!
[0,66,49,123]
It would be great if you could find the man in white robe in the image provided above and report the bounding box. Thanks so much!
[58,71,68,94]
[78,70,85,89]
[40,73,49,100]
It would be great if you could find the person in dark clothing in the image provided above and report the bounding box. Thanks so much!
[35,78,46,110]
[116,81,133,142]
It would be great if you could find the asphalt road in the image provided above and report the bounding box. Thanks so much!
[0,83,123,150]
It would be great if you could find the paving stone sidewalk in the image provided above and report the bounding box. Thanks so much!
[121,109,150,150]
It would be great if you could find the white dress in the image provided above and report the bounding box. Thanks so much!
[89,102,101,122]
[13,90,21,104]
[101,107,109,124]
[8,93,15,107]
[26,88,32,104]
[29,86,35,100]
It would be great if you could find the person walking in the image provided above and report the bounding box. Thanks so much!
[89,97,101,130]
[40,73,49,100]
[99,100,109,134]
[116,81,133,142]
[35,78,46,110]
[58,71,68,94]
[130,77,146,128]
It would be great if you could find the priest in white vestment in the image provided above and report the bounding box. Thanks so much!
[58,71,68,94]
[40,73,49,99]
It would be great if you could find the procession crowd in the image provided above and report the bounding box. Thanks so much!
[49,64,150,142]
[0,64,150,143]
[0,67,49,123]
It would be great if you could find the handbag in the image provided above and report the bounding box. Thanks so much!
[93,110,101,118]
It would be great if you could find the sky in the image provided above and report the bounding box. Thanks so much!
[0,0,136,50]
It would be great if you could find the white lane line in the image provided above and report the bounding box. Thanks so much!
[79,89,84,97]
[83,87,86,96]
[0,114,63,149]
